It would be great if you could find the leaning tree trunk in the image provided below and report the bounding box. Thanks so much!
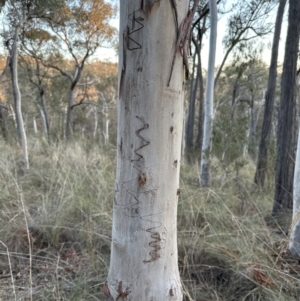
[65,67,82,140]
[272,0,300,216]
[200,0,217,186]
[106,0,189,300]
[254,0,287,188]
[9,25,29,169]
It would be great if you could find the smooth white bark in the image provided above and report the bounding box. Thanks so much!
[200,0,217,186]
[93,109,98,139]
[102,103,109,144]
[33,117,38,134]
[10,104,17,129]
[289,125,300,257]
[10,25,29,169]
[107,0,188,300]
[40,107,48,135]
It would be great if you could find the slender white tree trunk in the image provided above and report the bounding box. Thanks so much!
[65,89,75,139]
[106,0,188,300]
[9,104,17,129]
[40,93,50,136]
[104,118,109,144]
[33,117,38,134]
[81,126,85,138]
[243,128,250,158]
[93,109,98,139]
[40,107,47,135]
[10,25,29,169]
[289,124,300,257]
[102,108,109,144]
[200,0,217,186]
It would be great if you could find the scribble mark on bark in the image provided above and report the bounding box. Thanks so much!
[143,227,161,262]
[131,116,150,168]
[127,10,144,50]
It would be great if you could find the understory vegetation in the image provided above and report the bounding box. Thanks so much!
[0,137,298,301]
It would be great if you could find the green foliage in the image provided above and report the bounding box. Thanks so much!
[42,0,117,56]
[23,29,57,43]
[213,106,249,168]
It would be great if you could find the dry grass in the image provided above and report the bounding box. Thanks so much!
[0,138,299,300]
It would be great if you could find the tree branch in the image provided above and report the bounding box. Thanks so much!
[192,0,222,29]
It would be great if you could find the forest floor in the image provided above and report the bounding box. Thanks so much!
[0,138,299,301]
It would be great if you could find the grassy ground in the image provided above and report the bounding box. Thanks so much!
[0,138,299,300]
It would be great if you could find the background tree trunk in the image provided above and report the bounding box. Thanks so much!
[33,117,38,134]
[272,0,300,216]
[106,0,188,299]
[65,88,76,140]
[39,88,50,137]
[9,25,29,169]
[254,0,287,187]
[185,50,197,161]
[200,0,217,186]
[195,45,204,154]
[289,124,300,257]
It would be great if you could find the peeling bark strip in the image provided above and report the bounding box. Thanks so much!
[117,281,130,299]
[170,0,179,30]
[168,0,199,86]
[103,282,111,298]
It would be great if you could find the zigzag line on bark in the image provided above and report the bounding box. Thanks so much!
[143,225,161,263]
[127,9,144,51]
[131,115,150,168]
[119,187,163,263]
[119,115,163,263]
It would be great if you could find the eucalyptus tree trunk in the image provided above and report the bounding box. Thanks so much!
[106,0,189,299]
[9,25,29,169]
[65,88,76,139]
[195,44,204,153]
[185,50,197,158]
[40,105,48,135]
[38,81,50,137]
[230,80,239,121]
[272,0,300,216]
[254,0,287,187]
[93,109,98,139]
[33,117,38,134]
[289,124,300,257]
[34,57,50,137]
[102,101,109,144]
[200,0,217,186]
